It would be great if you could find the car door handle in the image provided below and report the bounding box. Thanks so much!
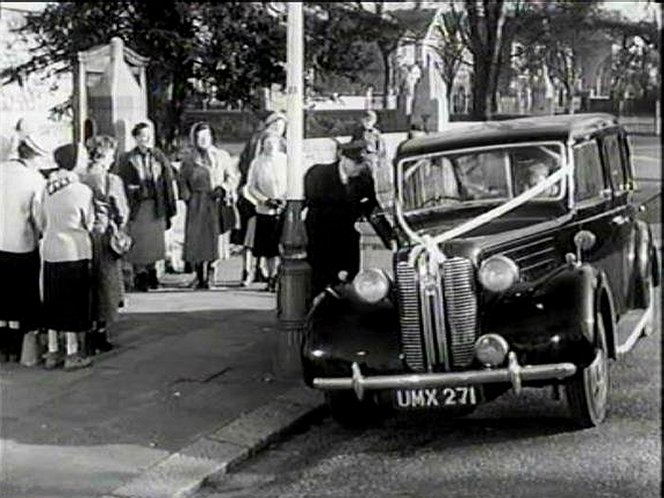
[611,214,629,226]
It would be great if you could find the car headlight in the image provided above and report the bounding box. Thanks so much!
[474,334,509,367]
[351,269,390,304]
[478,255,519,292]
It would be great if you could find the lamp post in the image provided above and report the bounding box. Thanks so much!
[276,2,310,377]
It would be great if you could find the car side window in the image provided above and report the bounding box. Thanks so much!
[573,141,605,201]
[602,133,627,192]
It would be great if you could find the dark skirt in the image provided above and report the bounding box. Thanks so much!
[127,200,167,265]
[43,260,93,332]
[253,213,284,258]
[0,250,41,330]
[183,191,220,264]
[230,196,256,246]
[91,232,124,325]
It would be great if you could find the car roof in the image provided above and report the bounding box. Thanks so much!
[397,113,621,157]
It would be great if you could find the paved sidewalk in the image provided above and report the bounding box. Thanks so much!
[0,268,323,498]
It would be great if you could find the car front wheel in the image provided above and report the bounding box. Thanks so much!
[565,311,610,428]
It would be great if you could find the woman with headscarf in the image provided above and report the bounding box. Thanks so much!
[179,122,239,289]
[79,136,130,353]
[40,143,96,370]
[234,111,287,286]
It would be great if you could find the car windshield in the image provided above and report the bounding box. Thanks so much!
[399,143,565,213]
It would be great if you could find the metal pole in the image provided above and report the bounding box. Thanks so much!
[286,2,304,200]
[276,2,310,378]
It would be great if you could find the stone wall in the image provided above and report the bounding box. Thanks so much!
[181,108,409,143]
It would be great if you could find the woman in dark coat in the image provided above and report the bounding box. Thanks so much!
[179,122,239,289]
[80,136,130,353]
[116,122,177,291]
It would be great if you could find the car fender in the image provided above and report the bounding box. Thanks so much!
[483,263,616,364]
[301,287,401,386]
[636,220,660,286]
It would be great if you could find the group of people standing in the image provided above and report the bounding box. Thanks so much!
[0,108,389,368]
[0,112,291,368]
[0,130,130,369]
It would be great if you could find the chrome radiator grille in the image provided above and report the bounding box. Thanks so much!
[396,256,478,372]
[395,262,425,372]
[442,258,478,368]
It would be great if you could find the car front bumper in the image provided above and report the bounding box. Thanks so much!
[312,352,577,401]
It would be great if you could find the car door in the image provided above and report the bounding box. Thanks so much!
[599,130,636,312]
[570,138,627,314]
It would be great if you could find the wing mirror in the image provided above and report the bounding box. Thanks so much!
[573,230,596,263]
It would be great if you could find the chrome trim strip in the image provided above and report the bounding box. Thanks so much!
[431,274,450,370]
[313,358,577,397]
[418,270,440,372]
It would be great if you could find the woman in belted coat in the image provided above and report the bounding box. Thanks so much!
[179,122,239,289]
[116,123,177,291]
[79,136,129,353]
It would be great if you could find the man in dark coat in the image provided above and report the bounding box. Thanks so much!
[304,139,379,295]
[116,122,177,291]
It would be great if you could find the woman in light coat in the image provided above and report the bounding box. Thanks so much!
[179,122,239,289]
[41,145,96,370]
[80,136,130,353]
[0,134,46,362]
[245,132,288,292]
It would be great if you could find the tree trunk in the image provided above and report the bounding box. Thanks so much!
[381,48,391,109]
[564,81,574,114]
[466,0,506,121]
[471,58,490,120]
[445,78,454,112]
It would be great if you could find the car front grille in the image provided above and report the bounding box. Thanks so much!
[442,258,478,368]
[396,255,478,372]
[396,262,426,372]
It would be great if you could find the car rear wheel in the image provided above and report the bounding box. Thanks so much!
[566,311,609,428]
[326,391,379,429]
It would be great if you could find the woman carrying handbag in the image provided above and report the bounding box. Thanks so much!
[80,136,130,353]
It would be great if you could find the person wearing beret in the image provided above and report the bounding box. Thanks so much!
[304,139,379,296]
[116,123,177,291]
[0,132,47,362]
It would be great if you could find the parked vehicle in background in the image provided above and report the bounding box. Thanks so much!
[302,114,660,429]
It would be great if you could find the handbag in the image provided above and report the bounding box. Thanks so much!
[108,221,133,258]
[217,188,240,233]
[103,174,133,258]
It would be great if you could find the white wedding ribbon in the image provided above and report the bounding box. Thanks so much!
[398,164,572,267]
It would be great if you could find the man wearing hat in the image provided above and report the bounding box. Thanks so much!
[304,138,379,295]
[0,132,48,362]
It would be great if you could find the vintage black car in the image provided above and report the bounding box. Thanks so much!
[301,114,660,428]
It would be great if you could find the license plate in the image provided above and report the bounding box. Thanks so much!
[394,386,479,409]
